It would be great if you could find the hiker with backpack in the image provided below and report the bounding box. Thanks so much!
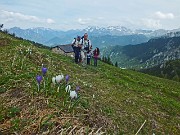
[71,36,81,63]
[87,45,93,65]
[80,33,92,65]
[93,47,100,66]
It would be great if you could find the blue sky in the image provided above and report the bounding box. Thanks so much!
[0,0,180,30]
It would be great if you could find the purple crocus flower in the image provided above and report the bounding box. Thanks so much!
[76,86,80,92]
[65,75,69,83]
[36,75,42,84]
[42,67,48,76]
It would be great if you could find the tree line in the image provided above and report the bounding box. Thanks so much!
[101,56,118,67]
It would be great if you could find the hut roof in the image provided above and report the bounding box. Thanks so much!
[53,44,74,53]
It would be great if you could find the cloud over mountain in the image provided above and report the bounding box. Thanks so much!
[0,10,55,24]
[141,18,162,29]
[154,11,175,19]
[77,18,92,25]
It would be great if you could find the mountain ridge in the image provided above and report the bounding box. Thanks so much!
[8,26,178,47]
[102,35,180,69]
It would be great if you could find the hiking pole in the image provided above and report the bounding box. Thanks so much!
[135,120,146,135]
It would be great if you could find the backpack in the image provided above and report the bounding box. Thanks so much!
[72,38,76,46]
[81,37,90,51]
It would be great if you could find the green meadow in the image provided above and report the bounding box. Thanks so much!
[0,31,180,134]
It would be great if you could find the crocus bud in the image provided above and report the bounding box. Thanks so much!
[76,86,80,92]
[52,77,56,84]
[29,49,32,55]
[65,75,69,83]
[36,75,42,84]
[65,85,71,93]
[42,67,47,76]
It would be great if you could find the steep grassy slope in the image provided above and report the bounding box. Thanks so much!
[0,32,180,135]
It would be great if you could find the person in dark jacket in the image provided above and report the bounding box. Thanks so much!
[72,36,81,63]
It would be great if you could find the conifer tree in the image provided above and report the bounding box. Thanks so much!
[115,62,118,67]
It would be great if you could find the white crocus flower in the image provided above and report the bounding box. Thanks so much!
[52,77,56,85]
[70,90,77,99]
[65,85,71,93]
[29,49,32,55]
[55,75,64,83]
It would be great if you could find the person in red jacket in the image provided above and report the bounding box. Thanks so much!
[93,47,100,66]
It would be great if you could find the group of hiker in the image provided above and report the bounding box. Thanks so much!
[71,33,100,66]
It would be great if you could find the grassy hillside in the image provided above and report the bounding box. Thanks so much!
[0,31,180,135]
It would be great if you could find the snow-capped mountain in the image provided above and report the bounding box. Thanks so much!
[8,26,180,47]
[8,27,66,44]
[81,26,133,36]
[82,26,172,37]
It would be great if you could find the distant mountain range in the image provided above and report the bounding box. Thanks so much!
[102,35,180,69]
[8,26,179,48]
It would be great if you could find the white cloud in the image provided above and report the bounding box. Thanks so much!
[77,18,92,25]
[0,10,55,24]
[1,10,40,22]
[141,18,162,29]
[154,11,175,19]
[46,18,55,24]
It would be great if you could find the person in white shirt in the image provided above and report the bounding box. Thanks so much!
[72,36,81,63]
[80,33,92,65]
